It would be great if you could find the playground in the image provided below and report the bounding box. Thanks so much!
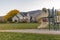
[38,8,60,30]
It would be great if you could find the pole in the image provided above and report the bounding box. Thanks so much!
[48,9,51,30]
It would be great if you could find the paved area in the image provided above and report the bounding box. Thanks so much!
[0,29,60,34]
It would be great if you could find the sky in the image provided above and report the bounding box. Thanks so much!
[0,0,60,16]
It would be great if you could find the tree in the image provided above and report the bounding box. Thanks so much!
[57,11,60,16]
[4,9,20,21]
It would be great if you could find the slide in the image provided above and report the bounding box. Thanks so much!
[37,12,48,29]
[37,22,48,29]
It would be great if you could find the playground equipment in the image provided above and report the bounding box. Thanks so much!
[37,11,49,29]
[48,8,60,30]
[38,22,48,29]
[38,7,60,30]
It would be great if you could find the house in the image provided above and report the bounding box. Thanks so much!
[28,10,42,22]
[12,13,23,22]
[12,10,43,23]
[12,12,30,23]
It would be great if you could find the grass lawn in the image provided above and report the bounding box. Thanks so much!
[0,23,40,30]
[42,24,60,30]
[0,32,60,40]
[40,24,60,30]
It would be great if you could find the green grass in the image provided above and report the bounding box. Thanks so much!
[40,24,60,29]
[0,32,60,40]
[0,23,39,30]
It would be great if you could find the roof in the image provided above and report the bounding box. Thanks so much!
[28,10,42,17]
[20,12,28,17]
[15,10,43,17]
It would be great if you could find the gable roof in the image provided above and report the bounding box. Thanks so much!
[15,10,43,18]
[20,12,27,17]
[28,10,42,17]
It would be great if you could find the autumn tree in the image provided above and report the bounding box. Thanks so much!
[57,11,60,16]
[4,9,20,21]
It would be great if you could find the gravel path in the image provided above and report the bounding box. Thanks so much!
[0,29,60,34]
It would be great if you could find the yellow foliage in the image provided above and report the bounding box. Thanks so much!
[57,11,60,16]
[4,9,20,21]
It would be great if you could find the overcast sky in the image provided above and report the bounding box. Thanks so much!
[0,0,60,16]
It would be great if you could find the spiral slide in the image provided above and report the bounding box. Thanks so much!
[38,22,48,29]
[37,12,48,29]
